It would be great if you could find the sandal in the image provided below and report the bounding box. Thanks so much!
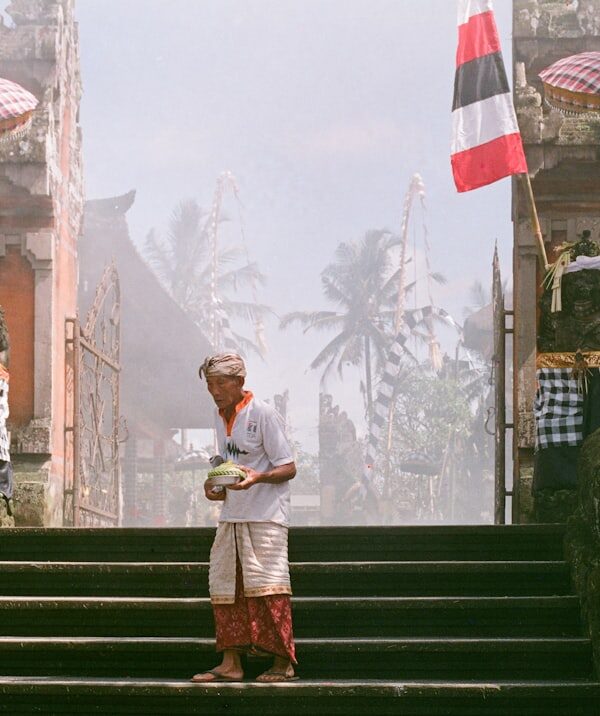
[256,669,299,683]
[190,668,243,683]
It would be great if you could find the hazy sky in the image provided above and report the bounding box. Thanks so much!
[73,0,514,450]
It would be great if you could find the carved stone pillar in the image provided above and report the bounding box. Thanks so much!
[0,0,83,526]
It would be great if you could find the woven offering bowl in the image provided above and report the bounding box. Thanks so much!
[206,461,245,486]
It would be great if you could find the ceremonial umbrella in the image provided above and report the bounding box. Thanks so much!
[0,77,38,142]
[539,52,600,115]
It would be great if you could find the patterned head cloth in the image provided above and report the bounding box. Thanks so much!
[199,353,247,380]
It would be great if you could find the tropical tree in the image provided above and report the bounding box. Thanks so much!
[145,198,271,356]
[281,229,445,419]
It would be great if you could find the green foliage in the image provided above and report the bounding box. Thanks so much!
[378,364,494,523]
[291,445,320,494]
[391,371,472,464]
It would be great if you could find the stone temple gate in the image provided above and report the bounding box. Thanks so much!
[0,1,214,528]
[0,0,83,525]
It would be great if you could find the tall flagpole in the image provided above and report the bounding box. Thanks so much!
[520,173,549,271]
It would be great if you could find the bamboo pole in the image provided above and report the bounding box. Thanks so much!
[521,173,549,271]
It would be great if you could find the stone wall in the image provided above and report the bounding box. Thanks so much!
[512,0,600,522]
[565,430,600,675]
[0,0,83,526]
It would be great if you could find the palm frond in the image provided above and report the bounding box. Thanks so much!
[279,310,343,332]
[309,329,354,371]
[220,299,274,322]
[218,262,268,292]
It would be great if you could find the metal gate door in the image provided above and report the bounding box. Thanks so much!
[65,264,122,526]
[492,248,513,524]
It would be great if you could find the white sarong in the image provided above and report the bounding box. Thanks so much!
[209,521,292,605]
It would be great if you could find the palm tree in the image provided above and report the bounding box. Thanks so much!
[145,198,271,356]
[281,229,443,419]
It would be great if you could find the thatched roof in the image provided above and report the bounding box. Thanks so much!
[80,191,214,435]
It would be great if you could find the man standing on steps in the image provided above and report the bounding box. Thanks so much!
[191,353,298,683]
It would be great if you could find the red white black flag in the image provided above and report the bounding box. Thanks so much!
[451,0,528,192]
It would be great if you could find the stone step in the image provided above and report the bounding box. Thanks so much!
[0,525,567,562]
[0,637,592,680]
[0,596,582,638]
[0,678,598,715]
[0,560,572,597]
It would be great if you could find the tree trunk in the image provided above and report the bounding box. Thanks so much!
[364,335,373,424]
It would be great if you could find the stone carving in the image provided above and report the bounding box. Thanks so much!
[576,1,600,36]
[565,431,600,671]
[318,394,364,524]
[539,233,600,352]
[575,218,600,243]
[515,1,541,37]
[5,0,60,26]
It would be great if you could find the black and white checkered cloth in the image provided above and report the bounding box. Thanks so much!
[534,368,583,449]
[0,376,9,462]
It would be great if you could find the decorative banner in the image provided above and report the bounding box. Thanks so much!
[451,0,527,192]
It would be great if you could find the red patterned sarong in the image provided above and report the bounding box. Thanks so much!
[213,557,297,663]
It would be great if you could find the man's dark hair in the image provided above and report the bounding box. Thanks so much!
[0,307,9,353]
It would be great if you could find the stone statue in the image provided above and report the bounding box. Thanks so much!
[538,232,600,353]
[318,394,365,524]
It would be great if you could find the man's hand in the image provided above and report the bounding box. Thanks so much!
[204,480,226,501]
[227,466,261,491]
[227,462,296,490]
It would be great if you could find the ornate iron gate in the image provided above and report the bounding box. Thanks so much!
[492,248,514,524]
[65,264,123,526]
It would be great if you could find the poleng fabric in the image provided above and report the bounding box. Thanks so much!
[534,369,583,449]
[534,369,600,492]
[213,555,296,664]
[451,0,527,192]
[0,366,9,462]
[533,368,582,492]
[216,392,294,525]
[209,521,292,605]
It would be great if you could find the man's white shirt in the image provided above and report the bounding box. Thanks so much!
[215,393,294,526]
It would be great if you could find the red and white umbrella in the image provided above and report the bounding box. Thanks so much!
[0,77,38,142]
[539,51,600,115]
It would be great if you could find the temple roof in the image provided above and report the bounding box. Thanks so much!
[80,191,214,435]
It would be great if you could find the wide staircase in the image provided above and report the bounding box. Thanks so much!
[0,525,597,714]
